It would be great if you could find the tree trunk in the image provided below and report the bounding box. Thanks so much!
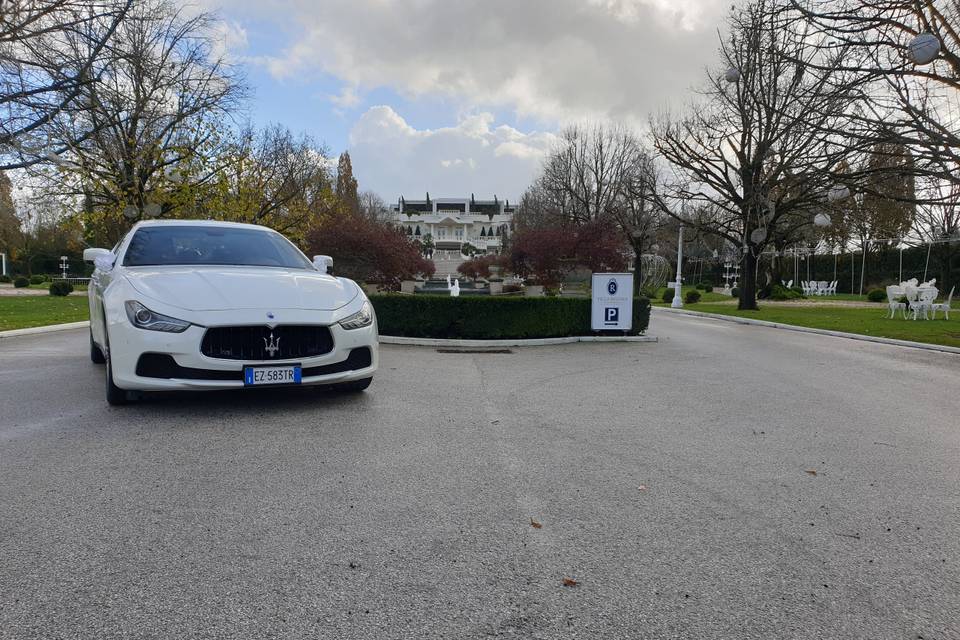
[632,243,644,295]
[739,250,759,310]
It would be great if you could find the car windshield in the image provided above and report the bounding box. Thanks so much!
[122,225,313,269]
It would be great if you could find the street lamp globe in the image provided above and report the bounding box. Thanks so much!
[813,213,832,227]
[828,184,851,202]
[724,67,741,83]
[908,33,941,65]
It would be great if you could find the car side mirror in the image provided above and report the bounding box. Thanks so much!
[313,255,333,274]
[84,248,116,272]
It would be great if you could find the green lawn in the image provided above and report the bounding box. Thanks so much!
[680,303,960,348]
[27,283,88,291]
[651,286,731,305]
[0,296,90,331]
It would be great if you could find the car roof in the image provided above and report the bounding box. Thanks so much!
[130,219,273,232]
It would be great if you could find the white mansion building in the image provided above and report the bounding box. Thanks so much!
[392,194,515,254]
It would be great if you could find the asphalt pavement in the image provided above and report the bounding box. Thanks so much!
[1,313,959,639]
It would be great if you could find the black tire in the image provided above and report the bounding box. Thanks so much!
[102,319,129,406]
[332,377,373,393]
[90,331,106,364]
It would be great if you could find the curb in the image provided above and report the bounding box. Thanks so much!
[379,335,657,348]
[0,321,658,348]
[0,321,90,339]
[654,306,960,356]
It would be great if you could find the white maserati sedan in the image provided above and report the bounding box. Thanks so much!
[84,220,378,405]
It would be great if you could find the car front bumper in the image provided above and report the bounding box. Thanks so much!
[108,319,378,392]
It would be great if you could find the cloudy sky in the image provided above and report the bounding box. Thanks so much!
[208,0,729,202]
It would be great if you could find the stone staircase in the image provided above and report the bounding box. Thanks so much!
[430,254,465,279]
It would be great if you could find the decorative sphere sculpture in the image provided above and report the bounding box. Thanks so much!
[908,32,941,65]
[813,212,832,227]
[724,67,741,83]
[143,202,162,218]
[122,204,139,220]
[750,228,767,244]
[638,254,670,290]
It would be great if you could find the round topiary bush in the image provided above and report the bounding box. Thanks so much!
[685,290,702,304]
[29,274,44,285]
[867,288,886,303]
[0,274,11,283]
[731,287,739,298]
[49,281,74,296]
[695,282,706,290]
[14,276,29,288]
[703,284,713,293]
[662,288,675,303]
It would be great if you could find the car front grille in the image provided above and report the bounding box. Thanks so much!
[200,325,334,361]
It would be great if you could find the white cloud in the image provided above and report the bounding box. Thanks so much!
[329,85,362,109]
[231,0,728,125]
[209,19,248,62]
[349,106,557,201]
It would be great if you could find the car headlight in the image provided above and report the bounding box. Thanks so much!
[124,301,191,333]
[338,301,374,330]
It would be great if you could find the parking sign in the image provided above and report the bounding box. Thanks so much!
[591,273,633,331]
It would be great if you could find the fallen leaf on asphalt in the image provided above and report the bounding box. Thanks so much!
[562,578,578,587]
[637,485,647,491]
[804,469,818,476]
[530,518,542,529]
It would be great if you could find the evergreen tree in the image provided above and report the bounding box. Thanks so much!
[336,151,360,215]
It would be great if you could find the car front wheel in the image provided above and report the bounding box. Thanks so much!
[102,322,129,406]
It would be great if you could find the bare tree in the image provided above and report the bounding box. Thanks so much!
[793,0,960,187]
[0,0,133,170]
[358,190,392,223]
[913,174,959,289]
[207,125,332,243]
[652,0,858,309]
[518,123,665,291]
[31,0,246,243]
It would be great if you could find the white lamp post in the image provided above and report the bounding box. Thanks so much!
[670,226,684,308]
[0,252,6,277]
[59,255,69,279]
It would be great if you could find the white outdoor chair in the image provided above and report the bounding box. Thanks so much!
[801,281,810,295]
[787,279,793,289]
[910,287,938,320]
[818,281,828,295]
[885,285,906,319]
[931,286,954,320]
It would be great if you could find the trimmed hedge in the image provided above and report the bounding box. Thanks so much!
[13,276,29,288]
[49,281,74,296]
[867,288,886,303]
[370,294,651,339]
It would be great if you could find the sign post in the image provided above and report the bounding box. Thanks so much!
[591,273,633,332]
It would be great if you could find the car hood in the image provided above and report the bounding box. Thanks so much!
[123,266,360,312]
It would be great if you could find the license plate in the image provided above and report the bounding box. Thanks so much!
[243,365,302,386]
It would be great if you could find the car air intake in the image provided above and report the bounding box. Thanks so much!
[200,325,334,360]
[136,348,371,380]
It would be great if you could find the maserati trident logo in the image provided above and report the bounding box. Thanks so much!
[263,332,281,357]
